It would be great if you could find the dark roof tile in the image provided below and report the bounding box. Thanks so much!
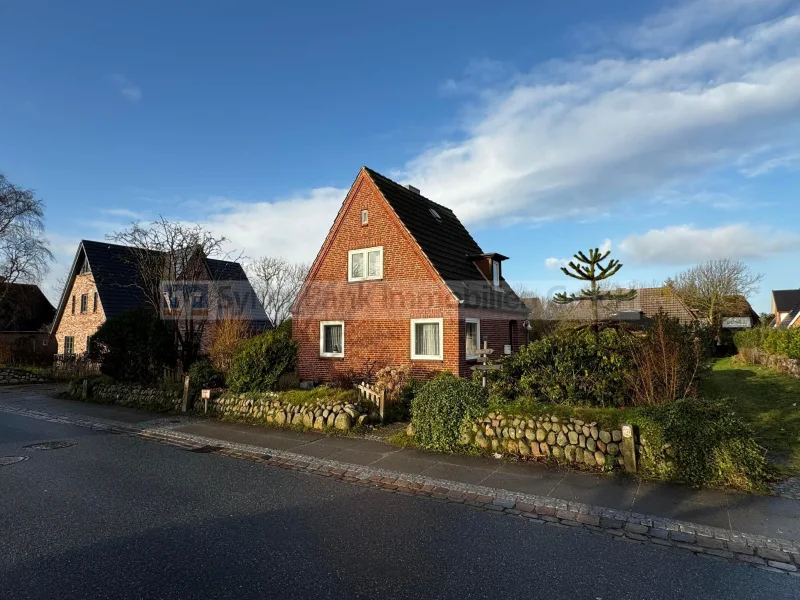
[365,168,527,314]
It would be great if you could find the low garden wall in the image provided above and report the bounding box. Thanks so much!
[203,392,380,432]
[0,368,50,385]
[739,348,800,378]
[67,380,182,411]
[464,411,635,470]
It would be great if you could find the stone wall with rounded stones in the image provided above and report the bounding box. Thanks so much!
[203,392,381,432]
[0,368,51,384]
[464,411,627,470]
[67,380,182,410]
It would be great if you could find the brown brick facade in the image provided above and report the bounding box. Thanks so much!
[293,170,526,383]
[54,273,106,354]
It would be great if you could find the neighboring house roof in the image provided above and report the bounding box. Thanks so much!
[777,300,800,330]
[0,283,55,332]
[365,168,528,314]
[52,240,270,334]
[554,287,697,325]
[720,295,759,329]
[772,289,800,313]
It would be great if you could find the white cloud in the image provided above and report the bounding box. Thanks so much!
[626,0,793,50]
[619,223,800,265]
[544,257,569,270]
[195,187,347,264]
[111,74,142,103]
[399,10,800,226]
[739,152,800,177]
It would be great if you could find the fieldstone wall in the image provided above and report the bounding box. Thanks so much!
[463,411,628,470]
[67,380,182,411]
[0,368,50,385]
[739,349,800,378]
[202,392,379,432]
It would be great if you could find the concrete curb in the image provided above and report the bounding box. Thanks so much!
[2,403,798,576]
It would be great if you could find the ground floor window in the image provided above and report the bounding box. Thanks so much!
[319,321,344,357]
[64,336,75,356]
[411,318,443,360]
[465,318,480,359]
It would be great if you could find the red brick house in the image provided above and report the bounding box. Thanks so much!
[292,167,529,383]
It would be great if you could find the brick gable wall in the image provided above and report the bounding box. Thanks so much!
[54,273,106,354]
[293,170,526,383]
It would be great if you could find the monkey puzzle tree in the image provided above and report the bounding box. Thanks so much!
[553,248,636,336]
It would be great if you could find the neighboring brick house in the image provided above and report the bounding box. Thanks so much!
[0,283,56,360]
[772,289,800,329]
[51,240,269,357]
[292,167,529,383]
[544,287,698,326]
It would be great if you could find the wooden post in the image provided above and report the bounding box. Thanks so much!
[81,379,88,400]
[379,389,385,423]
[181,375,191,413]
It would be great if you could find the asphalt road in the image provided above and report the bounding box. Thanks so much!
[1,411,798,600]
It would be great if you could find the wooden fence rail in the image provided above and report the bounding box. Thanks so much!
[356,381,385,423]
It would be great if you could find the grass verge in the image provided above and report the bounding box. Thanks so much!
[702,357,800,475]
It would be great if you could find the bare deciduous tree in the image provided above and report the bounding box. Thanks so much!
[247,257,309,326]
[109,217,240,369]
[0,173,53,287]
[666,258,762,336]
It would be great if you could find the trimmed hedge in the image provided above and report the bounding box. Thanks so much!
[734,327,800,360]
[411,372,488,452]
[188,360,225,390]
[227,331,297,393]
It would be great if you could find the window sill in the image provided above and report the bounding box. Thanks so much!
[319,354,344,359]
[347,277,383,283]
[410,356,444,362]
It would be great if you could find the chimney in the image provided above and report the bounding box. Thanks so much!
[406,184,420,194]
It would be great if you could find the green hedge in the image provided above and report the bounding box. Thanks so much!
[482,328,633,406]
[734,328,800,359]
[227,331,297,393]
[188,360,225,390]
[411,372,488,452]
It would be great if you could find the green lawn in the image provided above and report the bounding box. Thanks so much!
[702,357,800,475]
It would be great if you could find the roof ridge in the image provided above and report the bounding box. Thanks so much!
[362,166,454,213]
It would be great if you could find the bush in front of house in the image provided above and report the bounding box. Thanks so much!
[643,398,767,491]
[627,313,711,406]
[411,372,488,452]
[227,331,297,393]
[485,327,633,407]
[188,360,226,390]
[89,307,176,383]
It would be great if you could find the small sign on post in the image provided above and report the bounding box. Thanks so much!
[470,341,502,388]
[201,389,211,414]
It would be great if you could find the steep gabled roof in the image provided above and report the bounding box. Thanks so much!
[0,283,55,331]
[777,300,800,329]
[772,289,800,313]
[557,287,697,324]
[364,168,527,314]
[52,240,269,333]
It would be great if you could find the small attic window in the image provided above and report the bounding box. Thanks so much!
[361,210,368,225]
[429,208,441,221]
[79,259,90,275]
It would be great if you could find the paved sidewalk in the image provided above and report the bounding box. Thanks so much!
[2,385,800,547]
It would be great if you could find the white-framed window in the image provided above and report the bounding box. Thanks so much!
[492,261,500,288]
[348,246,383,282]
[319,321,344,358]
[64,336,75,356]
[80,293,88,313]
[361,209,368,225]
[411,318,443,361]
[465,318,480,359]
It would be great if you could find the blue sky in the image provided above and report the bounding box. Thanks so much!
[2,0,799,311]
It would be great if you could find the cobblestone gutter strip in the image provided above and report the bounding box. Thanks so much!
[2,404,798,575]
